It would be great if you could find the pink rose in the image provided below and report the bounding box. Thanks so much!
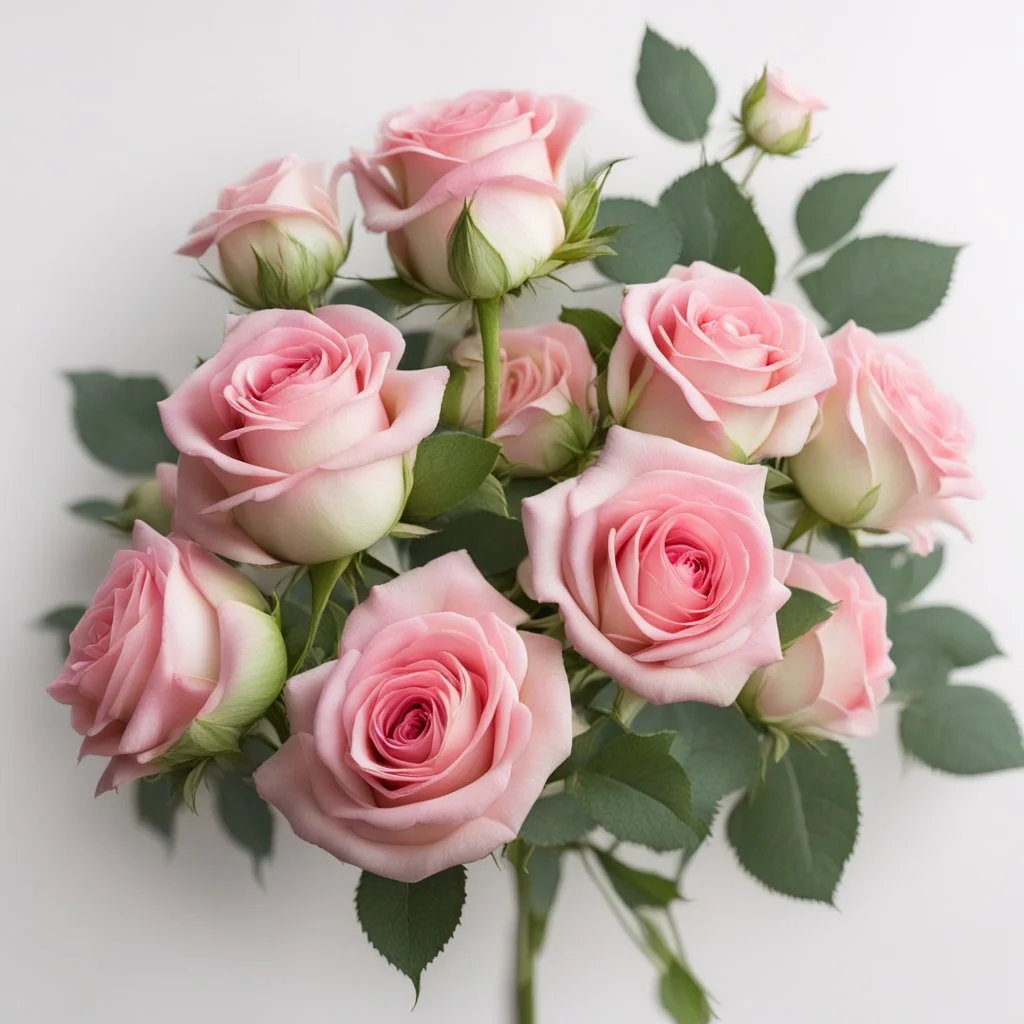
[47,522,286,794]
[789,322,981,554]
[349,90,590,299]
[741,70,826,155]
[158,306,448,566]
[742,554,895,738]
[522,426,791,705]
[606,263,835,461]
[444,322,597,476]
[254,552,571,882]
[178,155,348,309]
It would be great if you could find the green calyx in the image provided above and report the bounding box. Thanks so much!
[446,201,513,300]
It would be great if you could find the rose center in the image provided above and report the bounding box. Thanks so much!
[665,540,713,596]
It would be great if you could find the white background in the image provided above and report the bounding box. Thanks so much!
[3,1,1023,1021]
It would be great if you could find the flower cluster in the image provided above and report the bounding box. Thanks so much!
[44,27,1013,1024]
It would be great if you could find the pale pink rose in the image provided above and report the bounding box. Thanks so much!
[348,90,590,298]
[607,263,835,461]
[254,551,571,882]
[158,306,448,566]
[178,155,348,308]
[789,322,981,554]
[522,426,792,705]
[742,70,826,155]
[47,522,286,794]
[742,554,894,738]
[444,323,597,476]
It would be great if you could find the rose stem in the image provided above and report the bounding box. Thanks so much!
[515,857,536,1024]
[475,297,502,437]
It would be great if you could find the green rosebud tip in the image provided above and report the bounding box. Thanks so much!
[446,201,513,300]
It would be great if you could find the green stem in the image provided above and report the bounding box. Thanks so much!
[738,149,765,191]
[475,297,502,438]
[515,858,535,1024]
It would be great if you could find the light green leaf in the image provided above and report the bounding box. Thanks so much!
[212,769,273,874]
[134,775,178,847]
[636,27,716,142]
[595,851,680,908]
[799,236,961,332]
[595,198,682,285]
[66,372,179,475]
[660,961,714,1024]
[574,733,704,851]
[796,170,892,253]
[727,740,859,904]
[519,792,596,846]
[356,866,466,996]
[405,432,501,521]
[289,560,351,674]
[660,164,776,292]
[776,587,835,650]
[900,685,1024,775]
[450,474,510,519]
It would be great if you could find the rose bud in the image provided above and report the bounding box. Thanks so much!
[158,306,448,566]
[254,551,571,883]
[349,90,590,300]
[522,427,792,705]
[740,69,826,156]
[607,263,835,461]
[105,477,173,534]
[178,156,348,309]
[741,554,895,738]
[443,322,597,476]
[47,522,287,794]
[789,322,981,554]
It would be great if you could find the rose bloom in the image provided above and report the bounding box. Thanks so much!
[789,322,981,554]
[178,156,348,308]
[159,306,448,566]
[47,523,286,794]
[742,554,894,738]
[741,70,826,155]
[254,552,571,882]
[349,90,590,298]
[607,263,835,461]
[522,427,791,705]
[444,322,597,476]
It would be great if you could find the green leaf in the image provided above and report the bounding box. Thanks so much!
[660,164,776,292]
[289,560,351,673]
[595,851,679,909]
[559,307,621,372]
[853,544,944,608]
[326,282,396,318]
[450,474,510,518]
[399,330,432,371]
[519,791,596,846]
[356,866,466,996]
[134,774,178,847]
[574,733,704,851]
[727,740,859,904]
[776,586,835,650]
[212,769,273,874]
[550,716,624,782]
[409,509,526,576]
[900,685,1024,775]
[888,606,1001,669]
[366,276,433,306]
[69,498,122,523]
[595,198,682,285]
[799,236,961,333]
[636,27,716,142]
[796,170,892,253]
[66,372,178,475]
[39,604,87,656]
[524,846,562,919]
[405,432,501,521]
[633,702,760,825]
[660,961,714,1024]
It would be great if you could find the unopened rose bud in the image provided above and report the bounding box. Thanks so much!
[107,478,173,534]
[741,69,826,156]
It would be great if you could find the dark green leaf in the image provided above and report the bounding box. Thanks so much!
[799,236,961,332]
[289,560,350,673]
[134,774,179,847]
[559,307,621,372]
[776,586,835,649]
[796,170,892,253]
[595,198,682,285]
[888,606,1001,668]
[519,792,596,846]
[636,27,716,142]
[549,716,624,782]
[450,474,509,518]
[660,961,714,1024]
[400,331,432,371]
[854,544,944,608]
[66,372,178,474]
[900,685,1024,775]
[213,769,273,874]
[405,432,501,521]
[660,164,776,292]
[888,643,954,697]
[506,478,554,519]
[356,866,466,996]
[727,740,859,904]
[596,851,679,908]
[39,604,87,656]
[524,847,562,918]
[326,282,395,318]
[69,498,122,523]
[408,510,526,576]
[575,733,704,851]
[366,277,431,306]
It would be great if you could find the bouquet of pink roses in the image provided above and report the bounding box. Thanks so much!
[43,27,1019,1023]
